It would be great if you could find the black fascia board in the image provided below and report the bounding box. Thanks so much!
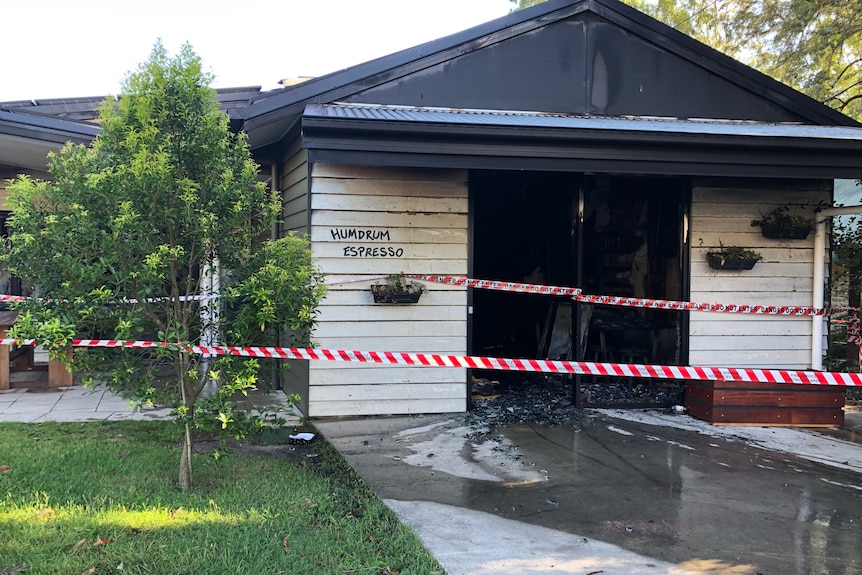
[301,119,862,179]
[307,147,862,180]
[0,110,98,145]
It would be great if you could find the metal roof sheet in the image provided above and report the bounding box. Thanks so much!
[0,108,99,139]
[304,103,862,142]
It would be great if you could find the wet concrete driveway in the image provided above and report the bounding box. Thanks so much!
[316,410,862,575]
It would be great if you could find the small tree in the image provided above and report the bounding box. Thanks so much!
[1,42,325,490]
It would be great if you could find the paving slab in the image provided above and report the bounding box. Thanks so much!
[0,385,297,423]
[386,499,694,575]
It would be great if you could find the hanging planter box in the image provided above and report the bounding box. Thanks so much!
[758,223,811,240]
[706,253,760,271]
[751,204,815,241]
[370,284,423,304]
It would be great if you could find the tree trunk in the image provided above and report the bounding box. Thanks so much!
[179,421,193,491]
[177,350,195,491]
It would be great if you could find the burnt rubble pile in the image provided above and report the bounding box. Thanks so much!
[467,372,685,430]
[468,373,575,428]
[578,378,684,408]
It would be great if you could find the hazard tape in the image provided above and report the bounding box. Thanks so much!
[4,275,859,382]
[2,338,859,387]
[0,295,25,303]
[573,293,853,317]
[407,274,856,317]
[5,276,853,316]
[0,294,218,304]
[406,275,582,296]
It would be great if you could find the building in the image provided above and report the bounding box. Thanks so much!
[3,0,862,422]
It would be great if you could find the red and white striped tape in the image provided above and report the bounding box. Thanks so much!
[407,274,855,316]
[3,338,859,387]
[0,294,218,304]
[406,275,583,297]
[0,295,26,303]
[574,293,852,316]
[5,276,854,316]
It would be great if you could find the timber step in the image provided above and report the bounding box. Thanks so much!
[685,380,845,427]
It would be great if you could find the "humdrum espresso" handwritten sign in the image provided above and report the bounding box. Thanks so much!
[330,228,404,257]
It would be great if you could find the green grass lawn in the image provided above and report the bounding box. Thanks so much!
[0,421,444,575]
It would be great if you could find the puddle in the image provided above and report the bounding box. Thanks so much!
[400,424,545,483]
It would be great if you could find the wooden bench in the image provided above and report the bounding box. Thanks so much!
[0,311,73,390]
[685,379,845,427]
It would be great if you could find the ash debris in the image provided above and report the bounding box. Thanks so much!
[465,372,684,436]
[466,373,578,429]
[579,379,684,408]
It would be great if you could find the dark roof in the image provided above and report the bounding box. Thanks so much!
[240,0,859,149]
[0,108,98,142]
[301,103,862,179]
[0,86,269,125]
[0,108,100,170]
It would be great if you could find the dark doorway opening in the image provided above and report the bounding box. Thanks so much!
[470,171,688,415]
[576,175,688,407]
[471,171,579,359]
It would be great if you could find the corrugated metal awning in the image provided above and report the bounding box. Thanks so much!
[301,103,862,179]
[306,103,862,141]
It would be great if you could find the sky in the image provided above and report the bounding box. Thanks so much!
[1,0,515,103]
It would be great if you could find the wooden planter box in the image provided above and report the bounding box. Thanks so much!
[706,254,760,271]
[758,223,811,240]
[685,380,845,427]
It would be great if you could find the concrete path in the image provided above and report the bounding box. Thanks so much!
[0,385,173,422]
[316,410,862,575]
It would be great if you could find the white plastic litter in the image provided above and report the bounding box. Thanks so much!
[289,432,315,441]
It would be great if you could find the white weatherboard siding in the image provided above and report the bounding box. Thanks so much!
[278,139,311,413]
[688,180,830,369]
[307,164,468,416]
[279,139,310,236]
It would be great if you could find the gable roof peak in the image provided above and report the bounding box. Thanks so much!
[241,0,857,147]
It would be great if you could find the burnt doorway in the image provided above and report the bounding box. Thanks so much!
[576,175,688,408]
[470,171,579,360]
[470,171,689,418]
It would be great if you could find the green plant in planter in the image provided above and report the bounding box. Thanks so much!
[751,204,815,239]
[706,244,763,270]
[370,273,425,303]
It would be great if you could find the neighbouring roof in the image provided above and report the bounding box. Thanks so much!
[0,108,99,170]
[0,86,269,125]
[0,87,268,170]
